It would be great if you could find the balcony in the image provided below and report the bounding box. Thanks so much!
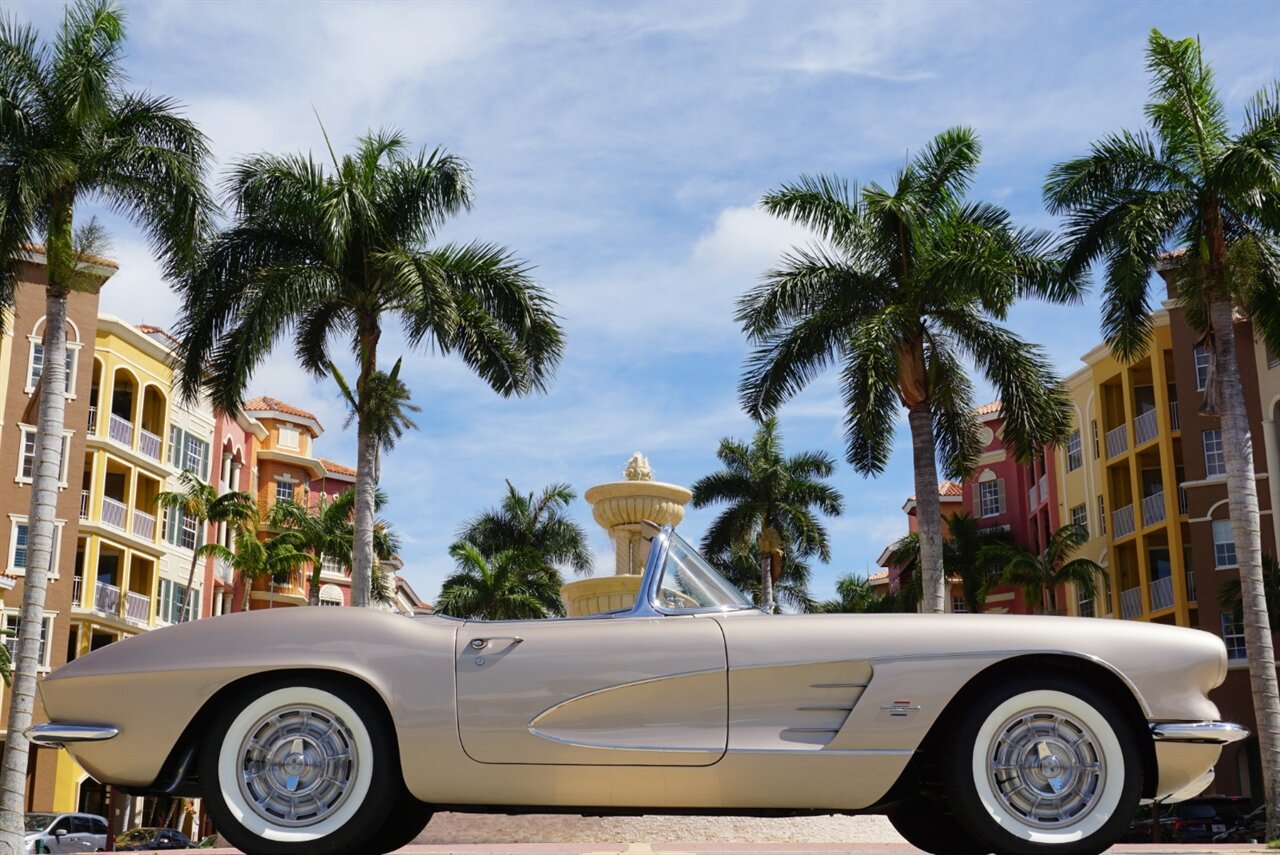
[1134,408,1159,446]
[1187,570,1197,603]
[1141,491,1166,527]
[1028,484,1038,508]
[1150,574,1174,611]
[101,496,127,530]
[1106,424,1128,459]
[1169,401,1181,431]
[1178,485,1189,516]
[1120,586,1143,619]
[71,576,83,607]
[139,428,162,461]
[215,557,236,586]
[94,580,121,615]
[87,405,98,434]
[124,591,150,626]
[79,489,89,519]
[1038,474,1048,503]
[108,413,133,446]
[1113,503,1136,538]
[132,508,156,541]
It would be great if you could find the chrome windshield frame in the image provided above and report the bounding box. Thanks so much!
[625,525,756,618]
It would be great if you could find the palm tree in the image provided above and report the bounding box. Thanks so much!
[985,523,1101,615]
[435,542,564,620]
[1044,31,1280,833]
[1218,554,1280,633]
[154,472,255,619]
[196,526,310,612]
[0,2,210,840]
[886,511,1012,613]
[459,481,592,577]
[330,357,419,482]
[739,127,1077,615]
[690,417,844,610]
[708,545,816,612]
[174,129,563,609]
[819,573,892,614]
[268,487,399,605]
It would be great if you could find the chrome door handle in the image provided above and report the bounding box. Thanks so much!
[469,636,524,650]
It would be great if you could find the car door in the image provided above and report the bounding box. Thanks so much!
[455,615,727,765]
[70,816,96,853]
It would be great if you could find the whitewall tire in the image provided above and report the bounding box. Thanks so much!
[944,676,1141,855]
[200,677,400,855]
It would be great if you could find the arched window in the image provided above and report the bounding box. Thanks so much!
[26,317,82,396]
[319,584,344,607]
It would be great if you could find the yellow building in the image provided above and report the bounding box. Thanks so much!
[1054,309,1196,625]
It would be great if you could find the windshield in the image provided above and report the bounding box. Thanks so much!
[657,533,753,610]
[24,814,55,833]
[116,830,156,844]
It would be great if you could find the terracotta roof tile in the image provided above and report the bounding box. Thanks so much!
[867,569,889,582]
[244,396,321,427]
[976,401,1002,415]
[22,243,119,269]
[136,324,182,349]
[938,481,964,497]
[320,458,357,477]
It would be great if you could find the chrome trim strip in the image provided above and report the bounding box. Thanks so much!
[797,705,855,712]
[728,747,914,756]
[525,727,724,753]
[27,723,119,748]
[781,727,841,734]
[1150,721,1249,744]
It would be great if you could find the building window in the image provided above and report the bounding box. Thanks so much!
[8,519,60,575]
[277,425,300,450]
[275,478,294,505]
[319,583,344,607]
[26,342,75,394]
[1194,346,1211,391]
[950,595,967,614]
[17,428,69,484]
[1213,519,1238,568]
[1097,495,1106,535]
[1203,429,1226,477]
[164,508,202,551]
[1090,420,1100,459]
[1221,613,1247,661]
[1070,503,1088,533]
[1077,586,1095,618]
[3,613,53,669]
[1269,347,1280,369]
[321,555,345,577]
[181,515,198,550]
[1067,431,1083,472]
[979,480,1003,518]
[168,427,210,479]
[158,578,198,623]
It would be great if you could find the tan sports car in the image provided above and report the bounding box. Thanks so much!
[32,526,1245,855]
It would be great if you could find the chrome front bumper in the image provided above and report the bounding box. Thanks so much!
[1150,721,1250,744]
[27,723,119,749]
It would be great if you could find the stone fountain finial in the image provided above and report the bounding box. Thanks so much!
[624,451,653,482]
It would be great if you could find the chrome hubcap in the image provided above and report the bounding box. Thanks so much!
[988,708,1105,828]
[237,704,358,827]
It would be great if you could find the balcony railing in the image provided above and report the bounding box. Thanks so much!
[108,413,133,446]
[94,580,121,616]
[71,576,83,607]
[1141,491,1166,527]
[1150,574,1174,611]
[1113,503,1136,538]
[1106,424,1128,458]
[1038,474,1048,503]
[79,489,89,519]
[216,557,236,586]
[1134,408,1159,446]
[139,428,162,460]
[1028,484,1038,508]
[101,496,127,530]
[124,591,150,626]
[132,508,156,541]
[1178,485,1189,516]
[1187,570,1197,603]
[1169,401,1181,431]
[1120,586,1144,619]
[87,405,98,434]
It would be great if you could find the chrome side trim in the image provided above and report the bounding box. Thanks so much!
[1150,721,1249,744]
[28,722,119,748]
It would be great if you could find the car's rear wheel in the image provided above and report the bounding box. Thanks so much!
[942,675,1142,855]
[887,796,989,854]
[199,677,399,855]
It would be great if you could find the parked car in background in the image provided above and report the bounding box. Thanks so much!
[1122,795,1253,843]
[1214,804,1266,843]
[115,827,196,851]
[29,526,1250,855]
[23,812,107,853]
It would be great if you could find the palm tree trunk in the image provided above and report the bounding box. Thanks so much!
[309,563,322,606]
[1210,299,1280,840]
[907,402,945,614]
[180,549,201,622]
[0,232,71,847]
[351,428,377,608]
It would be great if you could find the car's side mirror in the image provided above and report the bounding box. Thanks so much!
[54,828,68,837]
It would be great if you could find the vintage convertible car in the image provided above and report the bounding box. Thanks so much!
[32,526,1246,855]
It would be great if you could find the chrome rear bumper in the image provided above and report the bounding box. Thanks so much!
[27,723,119,749]
[1150,721,1249,744]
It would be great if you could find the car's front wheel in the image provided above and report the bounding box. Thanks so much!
[199,677,400,855]
[942,675,1142,855]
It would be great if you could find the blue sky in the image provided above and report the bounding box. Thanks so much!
[10,0,1280,603]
